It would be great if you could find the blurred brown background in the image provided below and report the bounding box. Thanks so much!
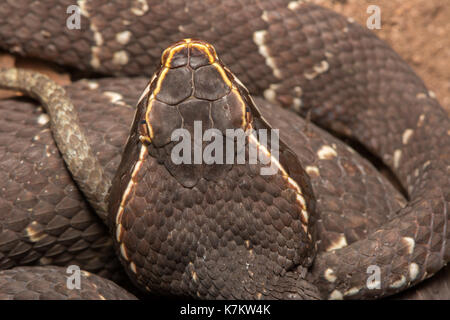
[1,0,449,113]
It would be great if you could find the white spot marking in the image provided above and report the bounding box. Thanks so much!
[347,17,355,23]
[131,0,149,16]
[390,275,406,289]
[287,1,306,10]
[305,165,320,177]
[409,263,419,281]
[402,129,413,145]
[87,81,99,90]
[103,91,123,104]
[116,224,124,242]
[428,90,436,99]
[113,50,129,65]
[120,243,129,261]
[26,221,46,242]
[116,31,131,45]
[253,30,282,79]
[263,84,280,104]
[324,268,337,283]
[416,92,427,99]
[402,237,415,255]
[329,290,343,300]
[317,145,337,160]
[344,287,360,297]
[326,234,348,251]
[77,0,89,17]
[393,149,402,169]
[417,114,426,127]
[293,98,303,112]
[261,11,270,22]
[294,86,303,97]
[37,114,50,126]
[130,262,137,274]
[314,60,329,74]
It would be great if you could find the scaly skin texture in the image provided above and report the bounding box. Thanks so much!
[0,69,110,223]
[0,1,448,299]
[0,76,428,299]
[0,266,136,300]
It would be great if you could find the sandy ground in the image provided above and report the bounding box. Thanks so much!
[1,0,449,113]
[317,0,450,113]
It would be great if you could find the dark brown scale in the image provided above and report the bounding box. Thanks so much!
[155,67,193,105]
[194,65,231,100]
[146,101,181,148]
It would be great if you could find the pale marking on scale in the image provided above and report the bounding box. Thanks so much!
[116,223,124,242]
[393,149,402,169]
[417,114,426,127]
[325,51,334,58]
[116,31,132,45]
[317,145,337,160]
[191,270,198,282]
[294,86,303,97]
[287,1,307,11]
[389,275,406,289]
[253,30,283,79]
[77,0,104,69]
[26,221,46,242]
[402,237,415,254]
[81,270,91,277]
[130,262,137,274]
[416,92,427,99]
[305,165,320,178]
[120,243,129,261]
[324,268,337,283]
[263,84,281,104]
[86,81,99,90]
[344,287,360,297]
[428,90,436,99]
[409,263,420,281]
[423,160,431,169]
[113,50,129,65]
[414,168,419,177]
[329,290,343,300]
[37,113,50,126]
[103,91,124,104]
[326,234,348,251]
[293,98,303,112]
[304,60,329,80]
[347,17,355,23]
[402,129,414,145]
[131,0,149,16]
[261,11,270,22]
[178,25,186,32]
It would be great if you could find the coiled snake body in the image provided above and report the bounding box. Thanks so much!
[0,1,448,300]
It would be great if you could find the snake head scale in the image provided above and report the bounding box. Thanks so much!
[108,39,319,299]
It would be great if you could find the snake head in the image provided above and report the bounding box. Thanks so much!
[138,38,252,149]
[109,39,317,299]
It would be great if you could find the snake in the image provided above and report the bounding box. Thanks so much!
[0,1,448,300]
